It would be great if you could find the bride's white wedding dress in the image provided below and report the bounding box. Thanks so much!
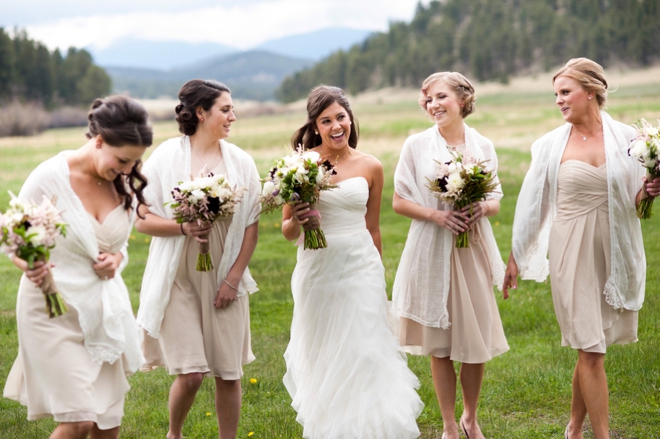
[284,177,423,439]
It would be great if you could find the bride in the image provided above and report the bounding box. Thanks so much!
[281,85,423,439]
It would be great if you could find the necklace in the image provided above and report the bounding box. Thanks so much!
[192,143,222,171]
[75,153,104,186]
[573,123,602,141]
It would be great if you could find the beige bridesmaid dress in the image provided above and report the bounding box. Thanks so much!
[4,204,131,429]
[142,160,254,379]
[400,220,509,364]
[548,160,637,353]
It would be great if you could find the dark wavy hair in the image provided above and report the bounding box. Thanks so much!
[86,95,153,216]
[291,85,359,150]
[175,79,231,136]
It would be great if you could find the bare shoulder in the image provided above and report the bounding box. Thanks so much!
[352,149,383,172]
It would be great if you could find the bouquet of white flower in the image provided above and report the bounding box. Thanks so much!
[428,151,499,248]
[0,193,68,317]
[169,171,243,271]
[260,147,337,249]
[628,118,660,219]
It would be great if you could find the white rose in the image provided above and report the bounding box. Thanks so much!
[630,140,647,158]
[643,157,657,168]
[262,181,276,196]
[447,163,457,173]
[274,194,284,205]
[190,189,205,203]
[28,225,47,246]
[302,151,320,162]
[179,181,196,192]
[216,188,231,200]
[315,168,325,184]
[647,127,659,137]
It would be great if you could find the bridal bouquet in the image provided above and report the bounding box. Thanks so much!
[169,172,243,271]
[628,118,660,219]
[428,151,499,248]
[260,147,337,249]
[0,193,68,318]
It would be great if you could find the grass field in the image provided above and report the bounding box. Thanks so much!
[1,71,660,438]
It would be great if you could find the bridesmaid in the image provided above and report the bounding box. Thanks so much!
[503,58,660,439]
[3,95,152,439]
[392,72,508,439]
[135,79,261,439]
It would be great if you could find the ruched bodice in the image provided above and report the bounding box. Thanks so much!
[87,204,130,253]
[318,177,368,236]
[555,160,608,221]
[549,160,637,352]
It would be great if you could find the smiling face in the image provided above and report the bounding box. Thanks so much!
[553,75,593,123]
[425,80,464,130]
[315,101,351,151]
[198,92,236,140]
[96,141,148,181]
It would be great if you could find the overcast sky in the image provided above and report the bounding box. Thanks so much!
[0,0,428,50]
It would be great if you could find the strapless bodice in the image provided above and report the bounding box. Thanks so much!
[556,160,608,221]
[317,177,368,236]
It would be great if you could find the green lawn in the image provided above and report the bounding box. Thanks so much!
[1,84,660,438]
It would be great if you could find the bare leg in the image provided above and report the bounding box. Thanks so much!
[50,421,95,439]
[431,356,459,439]
[167,372,205,439]
[214,378,242,439]
[572,350,608,439]
[459,362,485,439]
[90,425,120,439]
[567,361,586,439]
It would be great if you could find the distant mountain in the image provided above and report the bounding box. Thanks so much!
[90,38,237,70]
[108,50,313,101]
[256,27,373,60]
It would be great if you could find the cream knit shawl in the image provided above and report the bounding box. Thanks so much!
[393,125,505,329]
[136,136,261,338]
[512,111,645,310]
[17,152,143,372]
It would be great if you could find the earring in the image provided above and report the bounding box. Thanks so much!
[200,117,205,122]
[314,131,318,135]
[588,96,592,100]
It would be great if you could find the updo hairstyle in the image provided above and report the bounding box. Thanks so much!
[175,79,231,136]
[419,72,477,118]
[552,58,608,109]
[86,95,153,214]
[291,85,359,150]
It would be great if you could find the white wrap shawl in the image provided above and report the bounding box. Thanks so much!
[17,152,143,372]
[136,136,260,338]
[393,125,505,329]
[512,111,645,310]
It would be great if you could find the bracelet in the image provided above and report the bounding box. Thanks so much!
[223,279,238,291]
[180,223,187,236]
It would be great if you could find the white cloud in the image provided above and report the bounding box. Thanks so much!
[24,0,423,51]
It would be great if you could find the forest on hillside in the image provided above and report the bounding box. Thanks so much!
[276,0,660,102]
[0,28,111,107]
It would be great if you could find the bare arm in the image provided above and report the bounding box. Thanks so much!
[281,202,319,242]
[135,205,212,241]
[215,222,259,308]
[365,160,384,257]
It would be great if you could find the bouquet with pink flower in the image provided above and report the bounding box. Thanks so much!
[0,193,68,317]
[428,151,499,248]
[628,118,660,219]
[169,171,243,271]
[260,147,337,249]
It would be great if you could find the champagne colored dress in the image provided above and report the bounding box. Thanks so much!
[399,219,509,364]
[4,204,131,429]
[548,160,637,353]
[284,177,423,439]
[142,160,254,379]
